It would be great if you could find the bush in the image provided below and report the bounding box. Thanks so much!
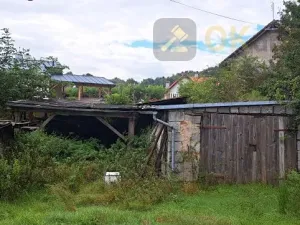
[0,130,151,200]
[0,159,22,200]
[279,171,300,217]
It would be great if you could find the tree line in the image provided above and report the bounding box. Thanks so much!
[1,0,300,112]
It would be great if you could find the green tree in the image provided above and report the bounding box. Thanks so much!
[179,56,268,103]
[0,29,58,107]
[263,1,300,101]
[261,0,300,125]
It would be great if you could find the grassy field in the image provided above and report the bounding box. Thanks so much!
[0,184,299,225]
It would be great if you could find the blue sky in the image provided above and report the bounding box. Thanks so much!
[0,0,283,81]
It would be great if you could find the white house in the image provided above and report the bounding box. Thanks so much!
[164,74,208,99]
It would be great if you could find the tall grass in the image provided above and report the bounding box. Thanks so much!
[0,130,150,200]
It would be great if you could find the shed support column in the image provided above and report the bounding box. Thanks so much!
[98,87,102,98]
[78,86,83,101]
[128,117,136,137]
[14,111,22,122]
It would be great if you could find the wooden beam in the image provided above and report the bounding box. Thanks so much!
[40,114,56,130]
[279,117,285,179]
[78,85,83,101]
[128,117,136,137]
[98,87,102,98]
[96,117,126,141]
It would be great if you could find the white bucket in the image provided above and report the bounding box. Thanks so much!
[104,172,121,184]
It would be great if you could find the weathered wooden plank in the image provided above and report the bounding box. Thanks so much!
[231,114,237,183]
[243,115,250,183]
[40,114,56,130]
[199,113,209,174]
[210,113,216,173]
[220,114,226,176]
[265,116,270,183]
[260,117,267,183]
[236,115,243,183]
[226,115,233,182]
[255,117,262,182]
[96,117,126,141]
[278,117,285,179]
[269,116,277,184]
[273,117,279,181]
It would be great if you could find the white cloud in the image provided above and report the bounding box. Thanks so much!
[0,0,284,81]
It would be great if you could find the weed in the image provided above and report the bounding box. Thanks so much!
[279,171,300,217]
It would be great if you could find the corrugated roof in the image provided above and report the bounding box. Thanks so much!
[51,74,115,86]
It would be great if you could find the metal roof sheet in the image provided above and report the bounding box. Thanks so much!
[51,74,115,86]
[154,101,281,110]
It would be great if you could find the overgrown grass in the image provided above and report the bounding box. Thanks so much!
[0,184,299,225]
[1,131,300,224]
[0,130,150,200]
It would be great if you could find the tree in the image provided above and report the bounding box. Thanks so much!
[261,0,300,125]
[179,56,268,103]
[0,29,56,107]
[126,78,138,85]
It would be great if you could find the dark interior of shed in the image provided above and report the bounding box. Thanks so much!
[45,115,154,147]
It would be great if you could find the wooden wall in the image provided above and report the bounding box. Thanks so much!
[200,113,297,184]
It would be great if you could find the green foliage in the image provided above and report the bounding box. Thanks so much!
[0,28,67,108]
[279,171,300,217]
[0,159,22,200]
[179,56,269,103]
[0,130,150,200]
[105,93,131,105]
[261,1,300,127]
[106,83,165,104]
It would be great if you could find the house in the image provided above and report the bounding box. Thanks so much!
[221,20,279,65]
[164,74,208,99]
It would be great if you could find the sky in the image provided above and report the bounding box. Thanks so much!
[0,0,284,81]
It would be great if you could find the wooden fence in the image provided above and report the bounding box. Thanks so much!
[200,113,297,184]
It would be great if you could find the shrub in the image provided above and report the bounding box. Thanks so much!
[0,130,151,200]
[279,171,300,217]
[0,159,22,200]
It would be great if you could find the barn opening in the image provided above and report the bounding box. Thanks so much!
[45,114,154,147]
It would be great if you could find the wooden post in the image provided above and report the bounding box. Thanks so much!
[279,117,285,179]
[128,117,136,137]
[14,111,21,122]
[78,86,83,101]
[98,87,102,98]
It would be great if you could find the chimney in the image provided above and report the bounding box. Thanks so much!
[165,81,170,89]
[194,73,199,78]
